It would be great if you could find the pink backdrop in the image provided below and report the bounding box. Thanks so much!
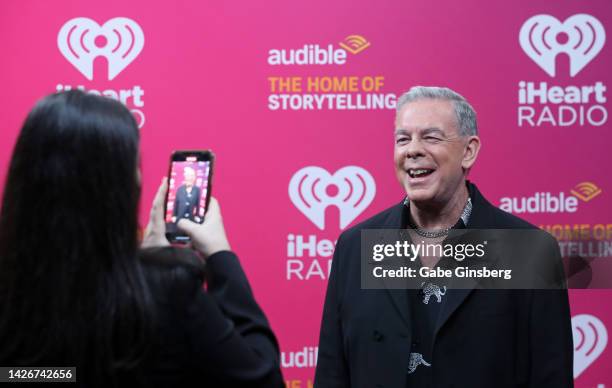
[1,1,610,386]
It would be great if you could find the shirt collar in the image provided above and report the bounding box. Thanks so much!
[402,192,473,228]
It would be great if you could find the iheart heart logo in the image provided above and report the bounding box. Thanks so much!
[58,17,144,80]
[572,314,608,378]
[289,166,376,230]
[519,14,605,77]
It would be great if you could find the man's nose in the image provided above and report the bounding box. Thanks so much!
[404,138,426,159]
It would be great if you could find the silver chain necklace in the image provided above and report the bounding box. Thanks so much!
[405,197,472,238]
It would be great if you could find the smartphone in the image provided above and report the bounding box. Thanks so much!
[164,150,214,243]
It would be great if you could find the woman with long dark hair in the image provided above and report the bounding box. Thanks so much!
[0,90,283,387]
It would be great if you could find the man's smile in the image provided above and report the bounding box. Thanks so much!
[407,168,436,178]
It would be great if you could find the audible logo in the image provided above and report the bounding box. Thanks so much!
[268,34,370,66]
[268,44,347,65]
[570,182,602,202]
[339,35,370,54]
[499,182,601,214]
[266,34,395,111]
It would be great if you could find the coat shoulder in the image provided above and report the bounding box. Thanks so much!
[484,205,538,229]
[338,202,404,245]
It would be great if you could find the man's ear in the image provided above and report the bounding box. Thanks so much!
[462,135,481,170]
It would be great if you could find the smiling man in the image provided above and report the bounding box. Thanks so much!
[314,86,573,388]
[172,166,201,223]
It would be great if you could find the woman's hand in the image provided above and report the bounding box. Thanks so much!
[177,197,231,258]
[142,177,170,248]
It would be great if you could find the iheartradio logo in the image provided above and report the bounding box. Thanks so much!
[289,166,376,230]
[58,17,144,80]
[519,14,605,77]
[572,314,608,378]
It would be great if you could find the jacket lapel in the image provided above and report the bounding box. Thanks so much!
[434,182,500,335]
[378,202,412,327]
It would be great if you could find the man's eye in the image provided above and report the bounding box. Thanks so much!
[396,137,409,144]
[424,136,442,142]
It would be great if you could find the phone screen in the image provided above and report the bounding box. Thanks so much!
[164,153,213,241]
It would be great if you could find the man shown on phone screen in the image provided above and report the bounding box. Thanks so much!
[172,166,201,223]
